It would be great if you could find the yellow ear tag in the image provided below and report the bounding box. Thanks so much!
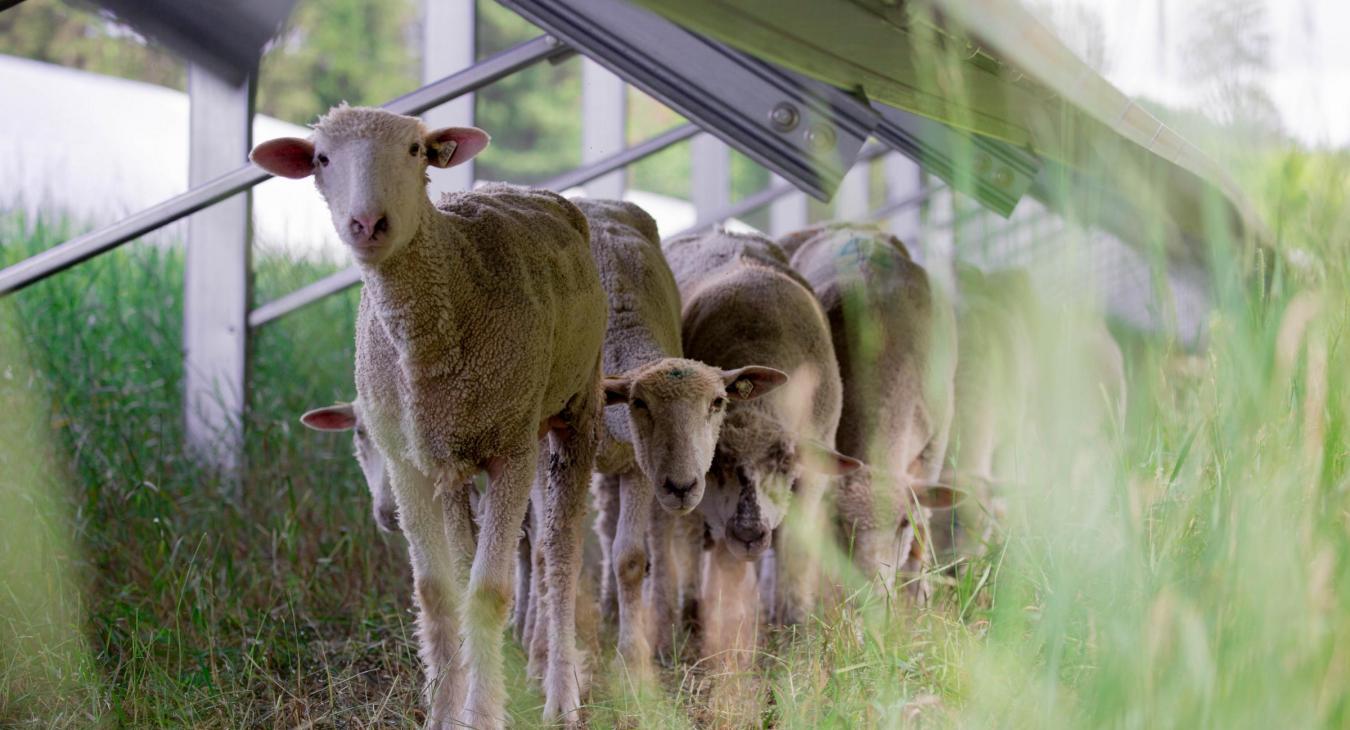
[735,379,754,398]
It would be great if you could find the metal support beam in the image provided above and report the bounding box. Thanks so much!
[183,62,254,473]
[423,0,476,198]
[581,59,627,199]
[685,143,892,234]
[874,103,1039,219]
[499,0,879,200]
[690,135,729,221]
[0,35,564,296]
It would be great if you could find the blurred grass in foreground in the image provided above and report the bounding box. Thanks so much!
[0,143,1348,728]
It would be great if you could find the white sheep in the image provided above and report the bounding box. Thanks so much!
[664,229,861,656]
[529,198,786,680]
[299,400,400,534]
[782,223,959,601]
[251,105,607,729]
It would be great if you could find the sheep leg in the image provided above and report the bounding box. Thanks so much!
[540,399,600,727]
[512,507,532,643]
[386,460,469,728]
[525,478,550,680]
[772,472,828,626]
[644,502,676,662]
[612,469,654,681]
[460,450,537,730]
[673,512,704,637]
[698,540,759,672]
[592,472,622,625]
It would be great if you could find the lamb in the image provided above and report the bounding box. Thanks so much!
[299,400,400,534]
[250,105,607,729]
[782,223,958,600]
[529,198,785,681]
[664,229,861,654]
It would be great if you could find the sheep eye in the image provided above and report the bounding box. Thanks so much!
[710,397,727,414]
[631,398,649,411]
[409,143,420,157]
[317,153,330,167]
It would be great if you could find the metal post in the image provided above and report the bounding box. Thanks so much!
[884,155,923,244]
[835,160,870,221]
[921,173,956,290]
[423,0,476,198]
[691,134,729,222]
[768,175,808,237]
[581,58,627,199]
[183,62,255,474]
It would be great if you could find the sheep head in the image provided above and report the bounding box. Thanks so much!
[250,105,489,266]
[602,359,787,515]
[300,400,400,533]
[698,407,861,561]
[834,468,964,585]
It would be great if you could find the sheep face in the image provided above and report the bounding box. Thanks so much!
[836,469,963,584]
[699,408,863,561]
[699,414,799,560]
[300,401,400,533]
[604,361,787,514]
[249,105,489,266]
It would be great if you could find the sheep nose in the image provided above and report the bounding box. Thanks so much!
[662,478,697,500]
[350,214,388,239]
[729,522,766,547]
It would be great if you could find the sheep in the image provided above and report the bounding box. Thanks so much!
[937,266,1125,559]
[782,223,958,600]
[250,105,607,729]
[532,198,786,681]
[299,400,400,534]
[664,228,861,651]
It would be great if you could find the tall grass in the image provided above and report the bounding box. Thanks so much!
[1,143,1348,728]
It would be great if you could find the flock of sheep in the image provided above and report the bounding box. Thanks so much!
[251,104,1125,729]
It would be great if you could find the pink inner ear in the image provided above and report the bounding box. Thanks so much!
[428,127,490,168]
[300,407,356,431]
[601,378,630,406]
[250,137,315,179]
[836,453,865,475]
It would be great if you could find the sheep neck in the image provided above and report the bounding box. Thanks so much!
[358,198,460,356]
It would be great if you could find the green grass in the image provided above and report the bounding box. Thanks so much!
[2,143,1349,728]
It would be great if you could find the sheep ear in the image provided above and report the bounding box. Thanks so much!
[913,482,968,510]
[250,137,316,179]
[425,126,490,168]
[721,366,789,401]
[300,403,357,431]
[601,376,632,406]
[801,440,864,476]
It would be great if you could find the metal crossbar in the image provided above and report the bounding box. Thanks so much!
[676,143,944,238]
[0,35,567,296]
[247,122,702,328]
